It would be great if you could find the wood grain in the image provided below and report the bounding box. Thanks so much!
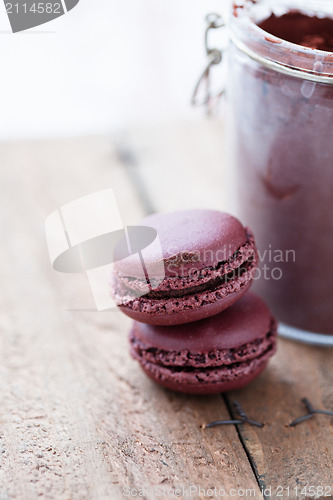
[0,135,263,499]
[227,339,333,495]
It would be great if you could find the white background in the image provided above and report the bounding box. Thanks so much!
[0,0,227,140]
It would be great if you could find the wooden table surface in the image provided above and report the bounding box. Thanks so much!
[0,122,332,500]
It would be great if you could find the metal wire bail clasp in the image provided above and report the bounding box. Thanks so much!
[192,13,226,115]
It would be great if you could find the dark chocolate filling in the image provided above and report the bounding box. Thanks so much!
[130,323,277,370]
[137,256,254,300]
[161,342,275,374]
[130,328,277,382]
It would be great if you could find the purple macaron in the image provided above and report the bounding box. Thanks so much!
[112,210,257,325]
[129,293,277,395]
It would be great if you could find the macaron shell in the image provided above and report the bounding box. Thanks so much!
[138,355,271,395]
[118,280,251,325]
[115,210,248,277]
[131,293,272,350]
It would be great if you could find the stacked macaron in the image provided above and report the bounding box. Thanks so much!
[112,210,277,394]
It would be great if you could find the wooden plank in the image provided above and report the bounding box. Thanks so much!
[128,122,333,496]
[0,136,262,499]
[227,339,333,496]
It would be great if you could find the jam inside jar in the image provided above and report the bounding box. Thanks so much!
[227,0,333,344]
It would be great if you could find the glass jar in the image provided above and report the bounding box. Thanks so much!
[226,0,333,345]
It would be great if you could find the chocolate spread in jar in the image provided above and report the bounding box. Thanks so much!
[259,11,333,52]
[230,9,333,333]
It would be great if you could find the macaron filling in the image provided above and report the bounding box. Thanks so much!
[112,231,256,312]
[130,326,276,368]
[130,323,277,389]
[139,349,272,387]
